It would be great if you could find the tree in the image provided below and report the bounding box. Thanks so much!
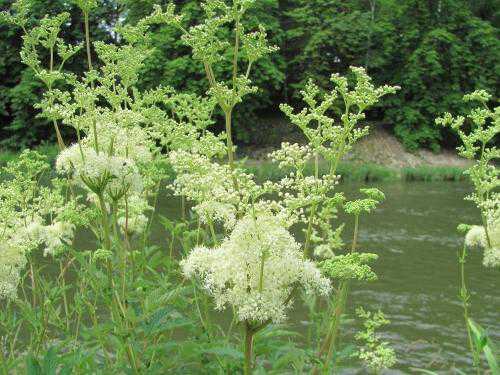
[0,0,118,147]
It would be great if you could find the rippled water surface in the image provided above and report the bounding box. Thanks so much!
[329,182,499,373]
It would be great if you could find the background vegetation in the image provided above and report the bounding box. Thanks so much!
[0,0,498,150]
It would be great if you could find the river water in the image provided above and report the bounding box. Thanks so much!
[152,181,499,373]
[329,181,499,373]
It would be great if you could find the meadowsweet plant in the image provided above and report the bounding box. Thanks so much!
[355,307,396,373]
[274,70,398,373]
[0,151,76,299]
[1,0,401,373]
[161,1,399,372]
[436,90,499,372]
[0,1,210,372]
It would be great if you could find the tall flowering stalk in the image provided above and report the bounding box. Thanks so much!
[161,0,277,173]
[0,1,208,371]
[159,1,400,372]
[275,69,398,372]
[437,91,499,372]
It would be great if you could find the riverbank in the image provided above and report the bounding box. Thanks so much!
[241,126,471,167]
[241,126,470,182]
[0,130,470,183]
[245,159,467,183]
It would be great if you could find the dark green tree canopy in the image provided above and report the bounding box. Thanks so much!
[0,0,498,149]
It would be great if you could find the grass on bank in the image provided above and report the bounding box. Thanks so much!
[246,160,467,183]
[0,145,467,183]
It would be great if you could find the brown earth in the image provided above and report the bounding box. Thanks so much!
[344,127,472,168]
[240,127,471,169]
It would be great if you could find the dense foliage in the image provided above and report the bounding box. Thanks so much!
[1,0,498,149]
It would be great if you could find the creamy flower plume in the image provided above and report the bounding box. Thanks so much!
[0,236,30,299]
[56,144,143,197]
[181,213,331,323]
[169,150,261,228]
[464,219,500,268]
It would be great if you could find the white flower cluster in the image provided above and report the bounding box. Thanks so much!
[0,217,74,299]
[0,232,30,299]
[31,220,75,257]
[464,225,487,248]
[56,144,143,198]
[91,122,154,165]
[274,172,340,224]
[192,201,236,230]
[181,213,331,323]
[465,219,500,268]
[169,151,241,228]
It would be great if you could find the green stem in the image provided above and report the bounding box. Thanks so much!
[304,153,321,258]
[111,203,127,301]
[59,259,70,331]
[314,213,360,373]
[49,46,54,72]
[34,284,49,356]
[53,120,66,150]
[481,212,492,249]
[92,119,99,153]
[312,282,348,375]
[225,110,235,171]
[208,218,218,246]
[169,232,175,260]
[303,205,317,258]
[232,13,241,88]
[245,61,253,78]
[459,243,480,373]
[351,214,359,253]
[97,193,111,250]
[29,260,36,307]
[84,11,93,71]
[244,322,254,375]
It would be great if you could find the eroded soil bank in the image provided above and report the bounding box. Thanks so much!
[240,126,471,169]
